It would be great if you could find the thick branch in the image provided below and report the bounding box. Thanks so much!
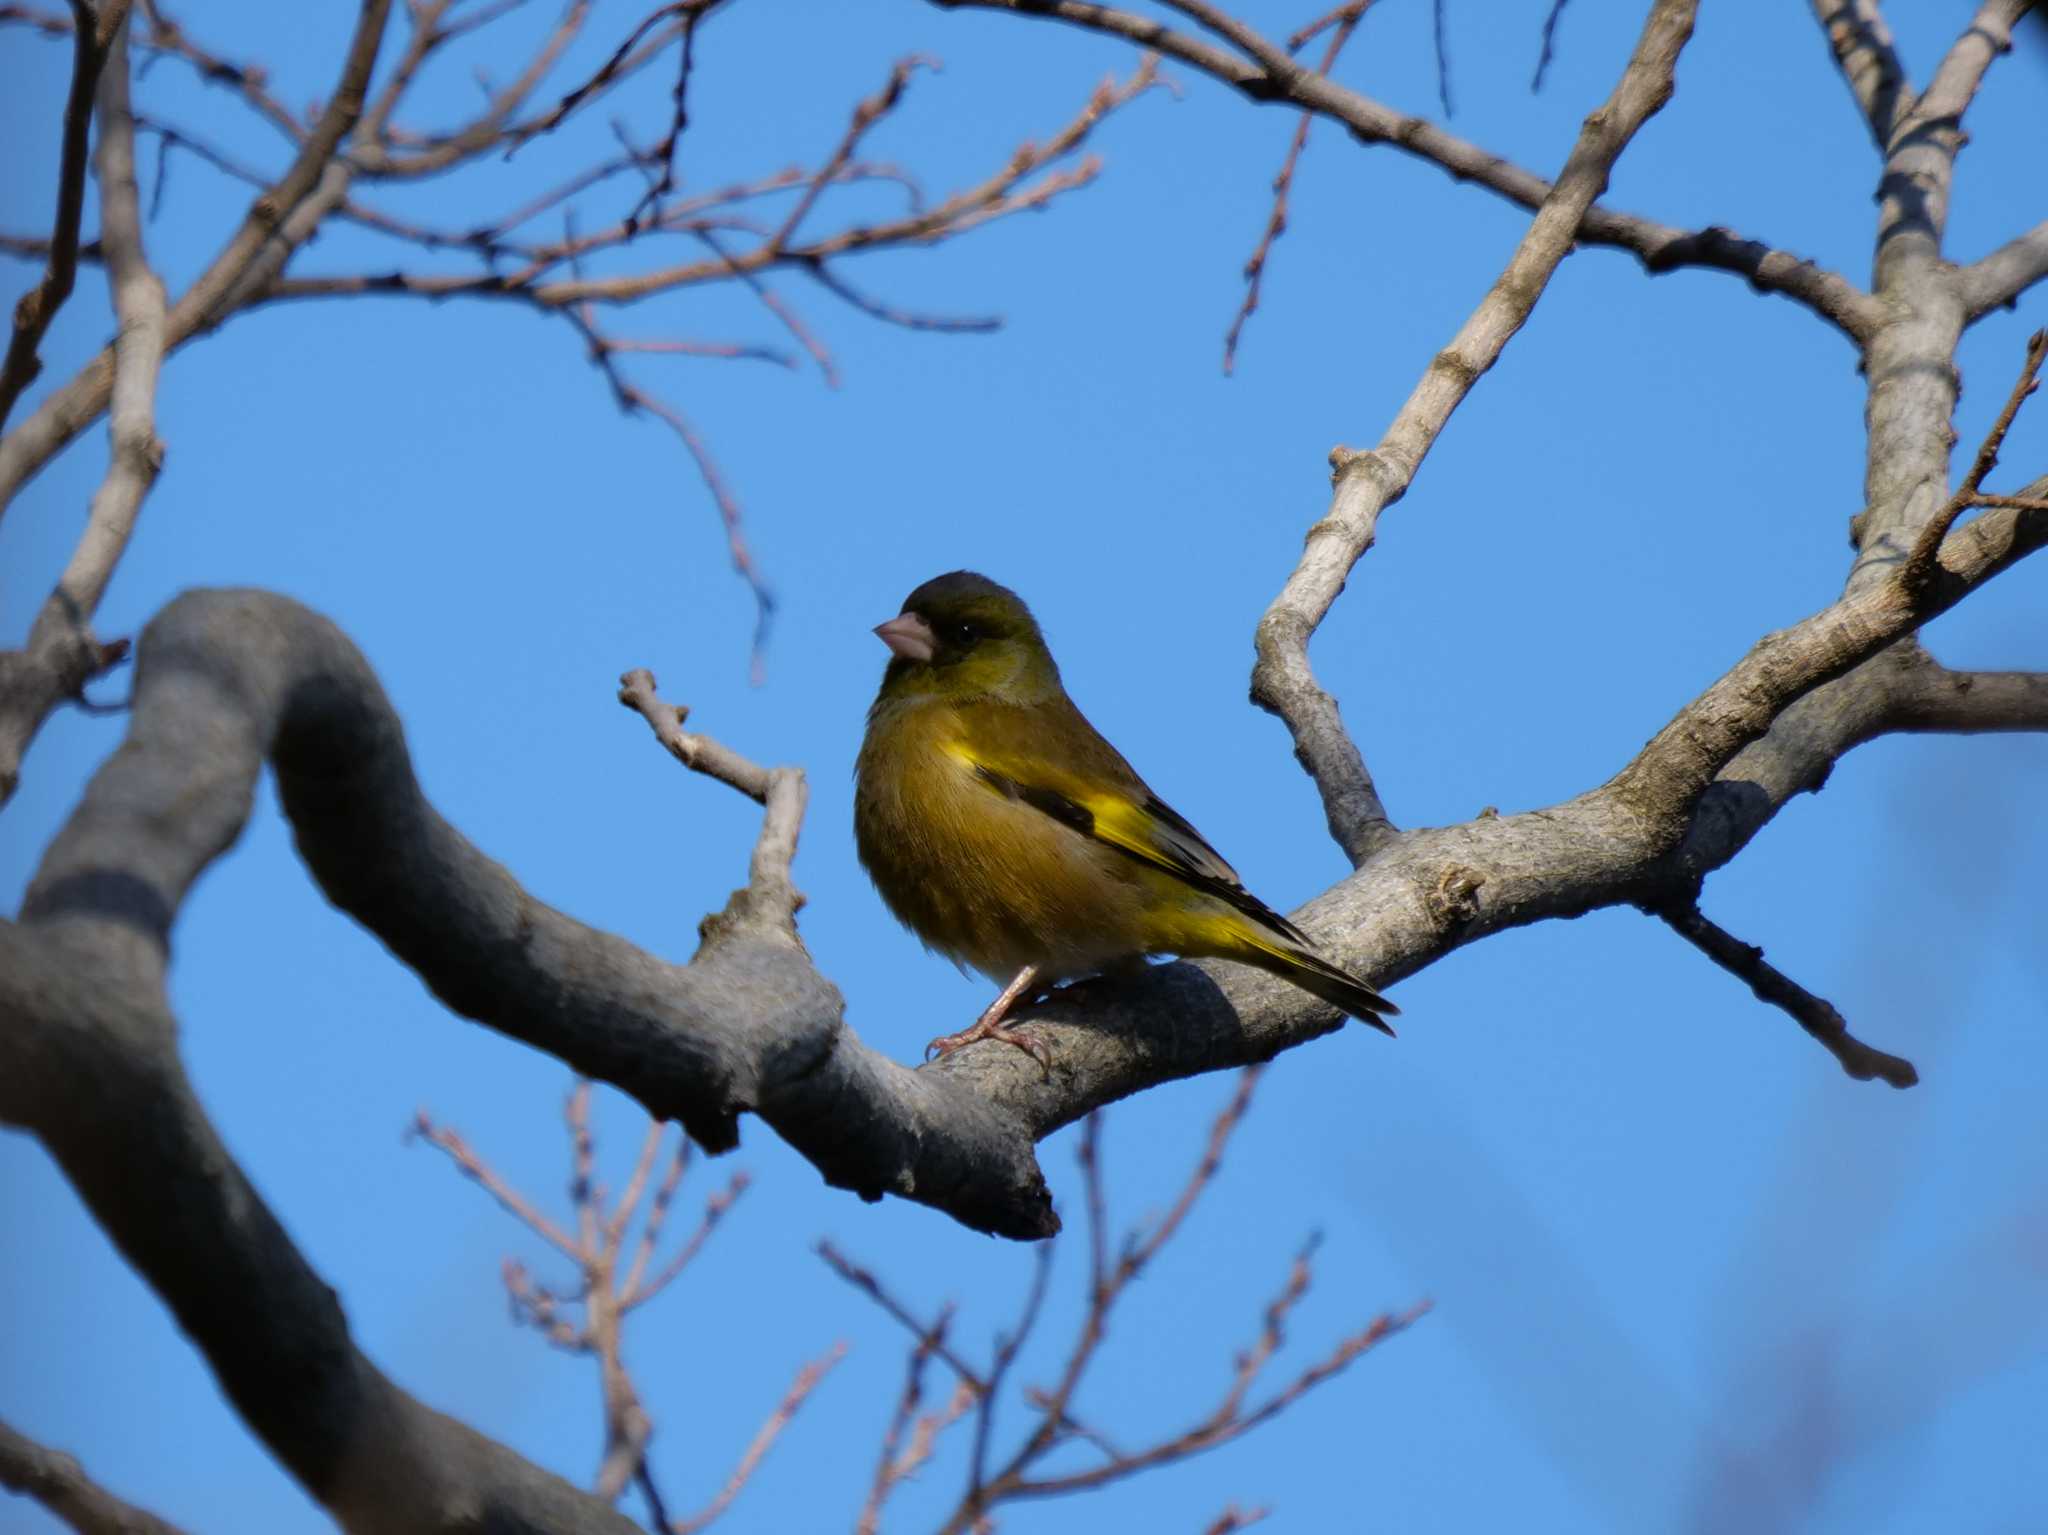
[0,950,644,1532]
[1252,0,1699,865]
[0,1418,188,1535]
[11,493,2029,1260]
[930,0,1883,341]
[6,589,1056,1237]
[1846,1,2027,597]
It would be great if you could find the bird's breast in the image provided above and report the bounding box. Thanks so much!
[854,703,1149,981]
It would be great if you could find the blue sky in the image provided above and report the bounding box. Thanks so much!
[3,2,2045,1531]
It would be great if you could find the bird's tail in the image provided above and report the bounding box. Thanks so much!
[1233,930,1398,1036]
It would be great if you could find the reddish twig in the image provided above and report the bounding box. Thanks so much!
[1224,5,1370,373]
[413,1078,763,1517]
[408,1108,584,1259]
[822,1067,1425,1535]
[621,1169,749,1310]
[670,1343,846,1533]
[1902,328,2046,594]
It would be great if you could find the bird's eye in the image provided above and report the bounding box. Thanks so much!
[947,621,977,644]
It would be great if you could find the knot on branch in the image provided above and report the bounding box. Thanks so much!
[1424,864,1486,930]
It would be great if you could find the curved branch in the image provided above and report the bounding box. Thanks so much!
[930,0,1884,342]
[0,953,645,1532]
[10,472,2036,1260]
[1253,0,1700,865]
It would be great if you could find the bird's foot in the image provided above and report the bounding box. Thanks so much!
[925,1015,1052,1074]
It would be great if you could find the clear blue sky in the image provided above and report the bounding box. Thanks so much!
[4,3,2045,1531]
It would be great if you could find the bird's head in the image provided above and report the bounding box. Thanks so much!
[872,571,1060,703]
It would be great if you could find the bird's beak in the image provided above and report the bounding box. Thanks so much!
[874,612,937,663]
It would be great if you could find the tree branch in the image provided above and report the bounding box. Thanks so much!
[1881,664,2048,734]
[929,0,1884,342]
[1808,0,1909,151]
[1653,905,1918,1087]
[1252,0,1699,866]
[0,10,163,807]
[0,0,127,433]
[0,933,646,1532]
[1959,218,2048,321]
[617,667,805,929]
[0,1418,188,1535]
[1845,1,2027,598]
[0,0,391,522]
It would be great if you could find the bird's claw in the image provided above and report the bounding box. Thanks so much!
[924,1017,1053,1075]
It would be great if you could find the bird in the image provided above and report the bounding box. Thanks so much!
[853,570,1397,1067]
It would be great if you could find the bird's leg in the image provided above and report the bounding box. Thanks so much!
[925,965,1051,1071]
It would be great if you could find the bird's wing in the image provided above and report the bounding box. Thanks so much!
[944,703,1313,946]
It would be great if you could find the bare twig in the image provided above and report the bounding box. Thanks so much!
[0,0,128,433]
[409,1109,585,1259]
[621,1169,749,1311]
[1201,1505,1271,1535]
[1008,1298,1428,1497]
[670,1343,846,1534]
[1655,905,1919,1087]
[1430,0,1452,115]
[858,1307,954,1534]
[934,0,1880,342]
[1530,0,1570,91]
[819,1240,995,1394]
[616,668,806,924]
[137,0,303,143]
[1901,328,2045,595]
[621,0,710,226]
[413,1080,775,1520]
[0,1416,189,1535]
[767,54,932,253]
[1223,3,1369,374]
[878,1074,1424,1534]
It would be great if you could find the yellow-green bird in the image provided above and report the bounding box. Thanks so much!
[854,571,1397,1065]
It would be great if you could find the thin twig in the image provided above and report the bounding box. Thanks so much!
[1223,3,1370,374]
[1530,0,1569,91]
[1902,328,2046,594]
[0,0,128,433]
[1430,0,1452,115]
[1656,905,1919,1087]
[0,1416,189,1535]
[670,1343,847,1534]
[408,1109,586,1259]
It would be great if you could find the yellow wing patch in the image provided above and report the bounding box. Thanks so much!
[943,736,1311,947]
